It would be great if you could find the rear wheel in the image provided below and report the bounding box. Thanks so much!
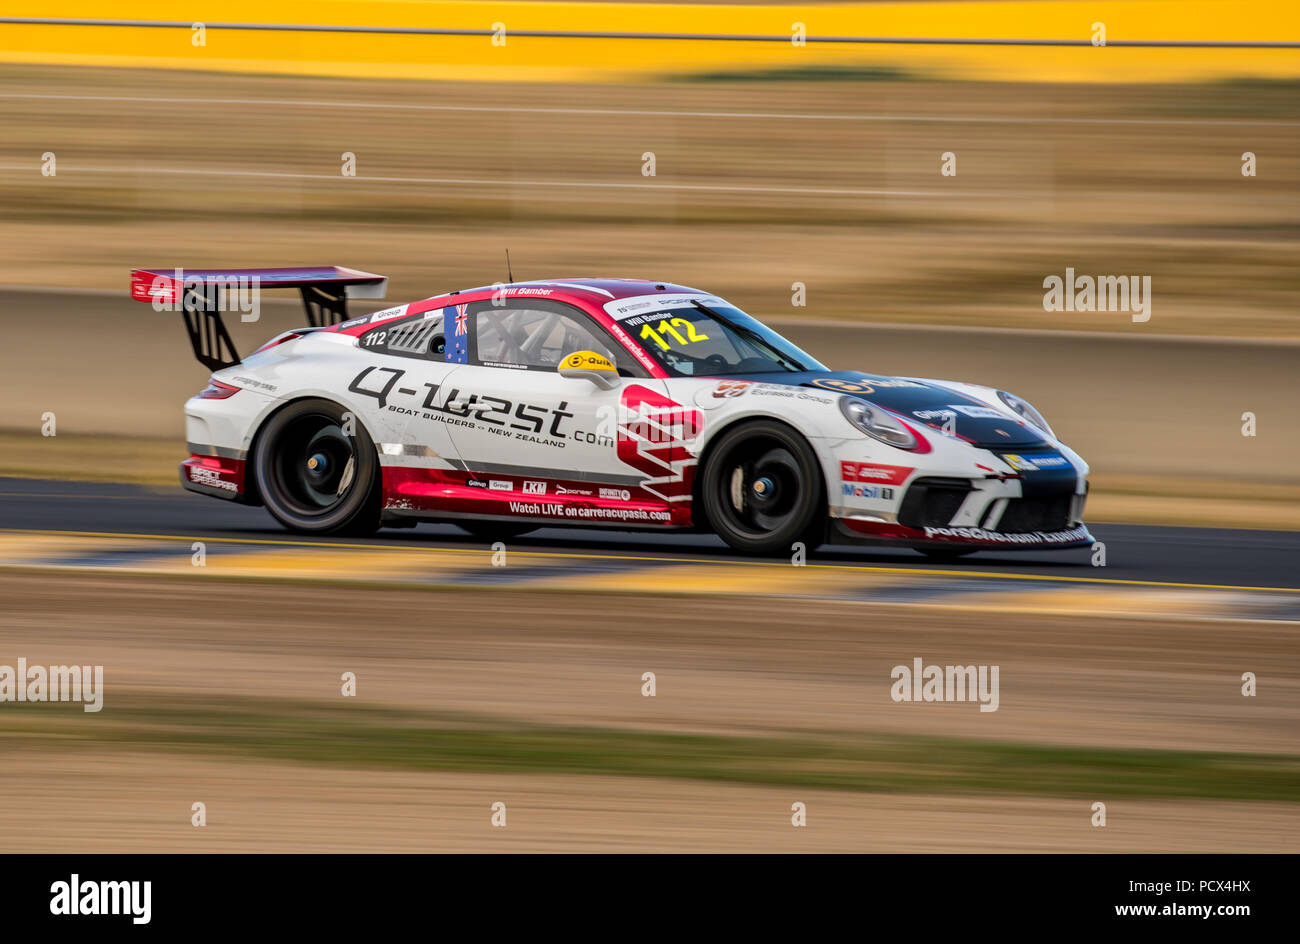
[701,420,825,556]
[253,399,381,535]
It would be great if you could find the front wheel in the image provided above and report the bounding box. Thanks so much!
[700,421,825,556]
[253,398,381,534]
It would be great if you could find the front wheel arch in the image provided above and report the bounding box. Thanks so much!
[694,416,828,555]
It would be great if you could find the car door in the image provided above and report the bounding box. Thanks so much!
[427,298,677,523]
[343,305,464,486]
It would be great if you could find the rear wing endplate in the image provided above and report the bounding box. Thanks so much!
[130,266,387,371]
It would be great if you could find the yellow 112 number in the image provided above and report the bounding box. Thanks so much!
[639,318,710,350]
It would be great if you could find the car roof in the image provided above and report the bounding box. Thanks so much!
[422,278,709,308]
[331,278,720,339]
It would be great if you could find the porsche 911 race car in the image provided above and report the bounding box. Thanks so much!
[131,266,1092,557]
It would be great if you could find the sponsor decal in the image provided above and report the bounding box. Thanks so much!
[508,500,671,523]
[746,385,833,405]
[949,404,1009,420]
[466,479,489,489]
[810,378,875,394]
[913,408,957,421]
[922,525,1090,544]
[600,487,631,501]
[561,351,616,372]
[554,485,594,496]
[604,319,660,374]
[712,380,751,398]
[841,483,895,500]
[617,385,703,502]
[840,461,913,486]
[1001,453,1069,472]
[914,404,1017,422]
[523,480,547,494]
[809,377,923,394]
[603,294,727,321]
[369,305,410,323]
[231,375,276,393]
[347,368,573,450]
[188,466,238,492]
[488,479,513,491]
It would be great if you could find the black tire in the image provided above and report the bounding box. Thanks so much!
[253,398,381,535]
[918,548,977,561]
[456,522,536,541]
[700,420,825,556]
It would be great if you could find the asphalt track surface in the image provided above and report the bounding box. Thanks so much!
[1,477,1297,592]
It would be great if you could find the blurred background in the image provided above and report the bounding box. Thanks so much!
[2,1,1298,523]
[0,2,1297,851]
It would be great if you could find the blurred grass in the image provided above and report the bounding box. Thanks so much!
[0,65,1296,337]
[0,431,182,485]
[4,694,1298,801]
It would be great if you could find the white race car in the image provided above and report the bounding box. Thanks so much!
[132,267,1091,557]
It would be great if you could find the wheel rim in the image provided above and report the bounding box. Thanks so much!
[715,441,804,538]
[269,414,357,516]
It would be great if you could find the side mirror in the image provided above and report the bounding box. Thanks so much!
[558,350,619,390]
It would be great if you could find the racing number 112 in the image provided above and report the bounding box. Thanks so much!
[640,318,709,350]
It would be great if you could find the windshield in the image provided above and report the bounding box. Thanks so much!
[622,302,824,376]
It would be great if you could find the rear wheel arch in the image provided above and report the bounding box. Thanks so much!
[250,396,383,534]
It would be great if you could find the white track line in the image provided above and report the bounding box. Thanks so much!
[0,92,1295,128]
[0,163,952,197]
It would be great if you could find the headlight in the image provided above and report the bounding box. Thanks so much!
[838,397,917,449]
[996,390,1054,437]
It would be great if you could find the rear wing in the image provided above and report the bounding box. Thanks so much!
[130,266,387,371]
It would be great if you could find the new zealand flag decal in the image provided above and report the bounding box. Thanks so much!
[445,303,469,363]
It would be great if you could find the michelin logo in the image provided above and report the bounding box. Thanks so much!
[1001,453,1070,472]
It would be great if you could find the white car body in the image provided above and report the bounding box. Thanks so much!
[140,270,1091,555]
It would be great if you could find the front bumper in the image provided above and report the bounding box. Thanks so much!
[830,452,1091,551]
[831,516,1093,550]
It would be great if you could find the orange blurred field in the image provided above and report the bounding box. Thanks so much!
[0,65,1296,338]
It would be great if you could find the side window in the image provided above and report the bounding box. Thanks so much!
[359,312,446,361]
[470,300,642,376]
